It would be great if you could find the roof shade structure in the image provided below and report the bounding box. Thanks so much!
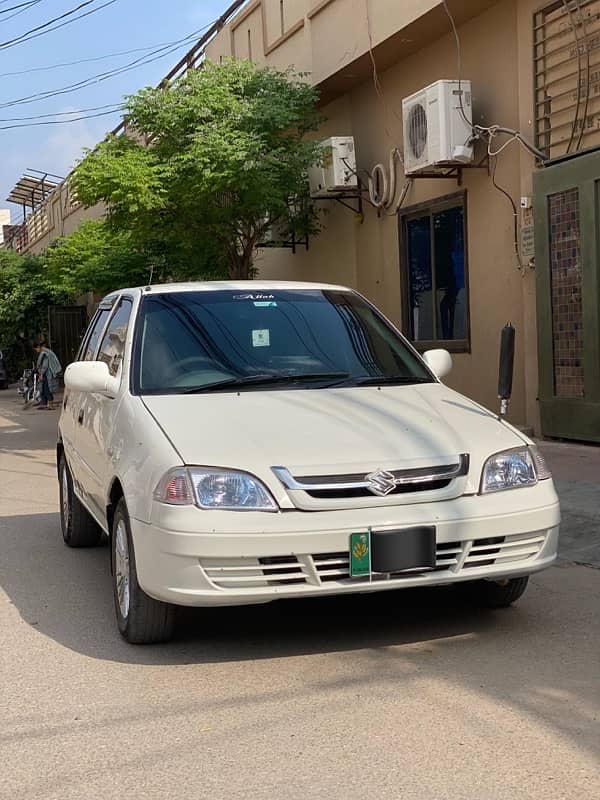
[6,169,64,210]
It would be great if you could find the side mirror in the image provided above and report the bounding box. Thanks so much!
[64,361,120,398]
[423,349,453,379]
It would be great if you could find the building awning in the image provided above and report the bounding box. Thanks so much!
[6,170,63,208]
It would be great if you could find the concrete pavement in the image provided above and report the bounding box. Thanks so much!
[0,388,598,800]
[537,440,600,568]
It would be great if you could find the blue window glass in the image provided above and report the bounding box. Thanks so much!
[405,203,467,343]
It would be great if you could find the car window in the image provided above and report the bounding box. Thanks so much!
[132,290,432,394]
[80,309,110,361]
[97,298,133,377]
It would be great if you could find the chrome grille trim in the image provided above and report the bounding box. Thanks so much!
[272,454,469,493]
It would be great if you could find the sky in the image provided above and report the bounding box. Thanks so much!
[0,0,238,223]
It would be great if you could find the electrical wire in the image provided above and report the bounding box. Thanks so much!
[490,156,523,272]
[0,26,210,110]
[0,102,124,122]
[0,0,43,15]
[364,0,403,138]
[574,0,591,152]
[441,0,472,128]
[562,0,584,154]
[0,106,123,130]
[0,0,44,22]
[0,0,119,52]
[0,37,195,78]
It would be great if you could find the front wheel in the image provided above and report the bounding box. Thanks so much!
[462,576,530,608]
[112,498,176,644]
[23,386,35,408]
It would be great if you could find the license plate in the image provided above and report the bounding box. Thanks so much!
[350,527,436,577]
[350,531,371,577]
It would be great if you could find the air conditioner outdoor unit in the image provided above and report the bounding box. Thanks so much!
[308,136,358,198]
[402,80,474,174]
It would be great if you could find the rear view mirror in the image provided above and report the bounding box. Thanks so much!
[423,349,452,379]
[64,361,119,398]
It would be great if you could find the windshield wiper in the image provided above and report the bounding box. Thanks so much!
[351,375,434,386]
[182,371,351,393]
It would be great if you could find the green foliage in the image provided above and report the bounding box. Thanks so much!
[73,60,323,279]
[44,219,148,296]
[44,218,229,295]
[0,249,68,377]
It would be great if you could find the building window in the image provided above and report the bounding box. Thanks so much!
[400,193,469,351]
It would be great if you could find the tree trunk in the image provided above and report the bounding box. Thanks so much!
[226,235,256,280]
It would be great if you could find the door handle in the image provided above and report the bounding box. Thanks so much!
[78,409,84,425]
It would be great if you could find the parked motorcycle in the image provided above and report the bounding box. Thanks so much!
[18,366,40,408]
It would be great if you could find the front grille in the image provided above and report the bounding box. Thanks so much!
[272,455,469,505]
[306,479,451,499]
[200,531,547,590]
[258,556,306,585]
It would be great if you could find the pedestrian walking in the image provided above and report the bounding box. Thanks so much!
[33,339,62,410]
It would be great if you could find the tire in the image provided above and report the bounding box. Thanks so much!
[23,387,35,408]
[112,498,176,644]
[59,455,103,548]
[463,576,530,609]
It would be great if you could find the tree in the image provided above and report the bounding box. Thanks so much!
[44,220,149,296]
[0,249,68,376]
[72,60,323,280]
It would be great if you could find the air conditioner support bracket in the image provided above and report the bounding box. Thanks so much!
[407,155,490,186]
[314,190,364,222]
[260,230,309,254]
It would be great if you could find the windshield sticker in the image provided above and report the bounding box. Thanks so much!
[253,301,277,308]
[252,329,270,347]
[233,293,275,301]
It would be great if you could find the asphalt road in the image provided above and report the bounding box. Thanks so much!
[1,391,598,800]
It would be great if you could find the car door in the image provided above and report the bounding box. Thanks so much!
[75,296,134,522]
[61,306,112,495]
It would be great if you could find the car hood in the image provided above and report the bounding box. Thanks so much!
[142,383,525,497]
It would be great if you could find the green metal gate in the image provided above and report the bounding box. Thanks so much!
[534,150,600,442]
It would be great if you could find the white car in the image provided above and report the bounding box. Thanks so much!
[58,282,560,643]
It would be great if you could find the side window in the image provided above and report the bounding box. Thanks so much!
[97,299,133,377]
[80,309,110,361]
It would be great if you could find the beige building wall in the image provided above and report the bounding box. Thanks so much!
[250,0,534,426]
[0,209,10,244]
[23,184,105,256]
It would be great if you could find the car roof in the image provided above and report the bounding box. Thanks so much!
[102,280,353,304]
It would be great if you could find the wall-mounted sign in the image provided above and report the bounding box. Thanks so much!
[521,224,535,260]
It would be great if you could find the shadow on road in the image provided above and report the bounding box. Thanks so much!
[0,511,498,667]
[1,510,598,760]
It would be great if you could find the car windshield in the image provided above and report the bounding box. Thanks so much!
[132,289,433,395]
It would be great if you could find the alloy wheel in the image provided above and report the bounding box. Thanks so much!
[115,519,130,619]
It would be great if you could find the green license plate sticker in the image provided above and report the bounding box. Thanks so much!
[350,532,371,577]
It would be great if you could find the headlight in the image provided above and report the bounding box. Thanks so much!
[154,467,278,512]
[480,446,551,493]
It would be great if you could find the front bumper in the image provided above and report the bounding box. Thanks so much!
[131,481,560,607]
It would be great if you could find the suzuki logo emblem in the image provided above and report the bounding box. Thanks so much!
[365,469,397,496]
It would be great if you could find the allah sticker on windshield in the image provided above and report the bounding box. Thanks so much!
[252,329,270,347]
